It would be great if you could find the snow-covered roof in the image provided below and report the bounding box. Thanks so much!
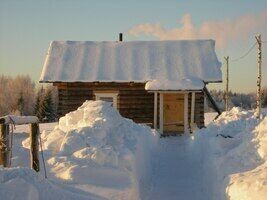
[40,40,222,89]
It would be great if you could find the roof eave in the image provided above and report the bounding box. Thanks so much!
[39,79,223,84]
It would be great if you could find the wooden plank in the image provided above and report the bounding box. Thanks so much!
[159,93,163,133]
[93,90,119,94]
[119,100,153,104]
[190,92,195,130]
[119,111,154,116]
[184,93,189,133]
[154,92,158,129]
[119,96,153,100]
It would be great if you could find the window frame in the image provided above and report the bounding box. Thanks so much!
[94,92,118,109]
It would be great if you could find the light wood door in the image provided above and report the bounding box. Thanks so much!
[163,93,184,133]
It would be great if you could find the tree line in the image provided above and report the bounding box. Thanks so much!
[0,75,57,122]
[205,88,267,112]
[1,75,266,120]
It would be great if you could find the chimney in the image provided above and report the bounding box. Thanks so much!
[119,33,123,42]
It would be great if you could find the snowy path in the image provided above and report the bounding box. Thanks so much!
[141,135,213,200]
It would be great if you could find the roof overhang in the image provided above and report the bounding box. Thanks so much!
[146,90,203,93]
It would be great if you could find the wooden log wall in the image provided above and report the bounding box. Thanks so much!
[54,82,154,125]
[54,82,205,128]
[188,92,205,128]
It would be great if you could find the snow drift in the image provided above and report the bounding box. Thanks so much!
[40,100,157,199]
[0,167,89,200]
[226,115,267,200]
[195,107,267,200]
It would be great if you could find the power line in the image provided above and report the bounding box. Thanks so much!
[230,42,257,62]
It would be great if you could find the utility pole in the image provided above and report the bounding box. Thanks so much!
[255,34,262,119]
[224,56,229,111]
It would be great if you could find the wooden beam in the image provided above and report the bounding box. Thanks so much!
[0,124,9,167]
[147,90,202,93]
[30,123,40,172]
[154,92,158,129]
[159,93,163,133]
[184,93,189,133]
[203,86,221,116]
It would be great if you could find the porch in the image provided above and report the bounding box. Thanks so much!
[152,91,203,135]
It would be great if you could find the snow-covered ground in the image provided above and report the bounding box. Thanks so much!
[1,101,157,200]
[197,108,267,200]
[140,136,214,200]
[204,112,218,126]
[1,105,266,200]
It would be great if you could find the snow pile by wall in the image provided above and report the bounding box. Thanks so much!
[0,167,89,200]
[226,115,267,200]
[195,107,267,200]
[41,100,157,199]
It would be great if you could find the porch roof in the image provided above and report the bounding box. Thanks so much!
[145,77,204,91]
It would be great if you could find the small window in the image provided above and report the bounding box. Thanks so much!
[94,92,118,109]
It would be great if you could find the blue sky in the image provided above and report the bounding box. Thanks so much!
[0,0,267,93]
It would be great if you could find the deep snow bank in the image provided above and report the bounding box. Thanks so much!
[226,116,267,200]
[41,100,157,199]
[0,167,89,200]
[196,107,267,200]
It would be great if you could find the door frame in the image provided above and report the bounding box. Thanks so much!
[151,90,201,134]
[159,92,189,134]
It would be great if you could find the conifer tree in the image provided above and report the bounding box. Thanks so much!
[40,89,55,122]
[17,92,25,115]
[35,91,43,120]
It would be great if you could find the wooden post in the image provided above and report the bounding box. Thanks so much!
[154,92,158,129]
[119,33,123,42]
[255,34,262,119]
[190,92,195,131]
[30,123,40,172]
[0,123,9,167]
[224,56,229,111]
[159,93,163,133]
[184,93,189,133]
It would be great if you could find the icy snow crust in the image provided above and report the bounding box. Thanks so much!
[40,40,222,87]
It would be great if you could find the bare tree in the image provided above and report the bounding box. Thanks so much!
[0,75,35,116]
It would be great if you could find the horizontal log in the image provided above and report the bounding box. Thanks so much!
[119,101,153,105]
[59,96,93,101]
[119,96,154,100]
[58,86,147,91]
[119,105,154,109]
[123,117,153,123]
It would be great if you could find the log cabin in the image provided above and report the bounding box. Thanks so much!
[40,34,222,135]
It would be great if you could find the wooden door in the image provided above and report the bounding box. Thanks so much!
[163,93,184,133]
